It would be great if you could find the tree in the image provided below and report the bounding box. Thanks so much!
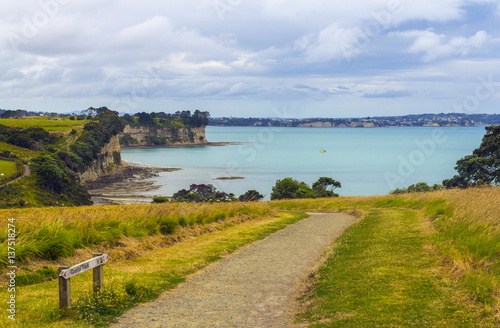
[239,190,264,202]
[270,177,341,200]
[312,177,342,197]
[31,155,70,193]
[84,106,110,116]
[270,178,305,200]
[443,124,500,188]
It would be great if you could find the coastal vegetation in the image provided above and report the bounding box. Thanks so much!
[271,177,341,200]
[0,116,89,132]
[0,110,125,207]
[0,188,498,327]
[0,202,303,326]
[121,110,210,129]
[274,188,500,327]
[443,124,500,188]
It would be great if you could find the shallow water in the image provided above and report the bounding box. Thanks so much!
[121,126,486,199]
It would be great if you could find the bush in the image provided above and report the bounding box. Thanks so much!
[271,177,341,200]
[390,182,443,194]
[152,197,169,203]
[157,217,177,235]
[239,190,264,201]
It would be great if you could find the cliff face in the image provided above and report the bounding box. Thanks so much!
[79,135,122,182]
[119,125,207,147]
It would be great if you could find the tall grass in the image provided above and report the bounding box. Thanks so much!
[273,187,500,321]
[0,202,274,266]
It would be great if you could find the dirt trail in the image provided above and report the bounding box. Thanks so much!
[0,164,30,187]
[111,212,356,328]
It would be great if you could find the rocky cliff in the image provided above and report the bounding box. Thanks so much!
[79,135,122,182]
[119,125,207,148]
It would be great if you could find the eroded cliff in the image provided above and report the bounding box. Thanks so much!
[79,135,122,182]
[119,125,207,148]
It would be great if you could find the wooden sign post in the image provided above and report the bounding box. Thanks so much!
[58,254,109,309]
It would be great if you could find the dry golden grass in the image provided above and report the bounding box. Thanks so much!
[0,202,275,271]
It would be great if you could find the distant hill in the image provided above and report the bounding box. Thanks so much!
[209,113,500,128]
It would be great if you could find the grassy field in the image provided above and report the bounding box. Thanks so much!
[0,188,498,327]
[0,202,307,327]
[0,142,41,162]
[0,160,16,179]
[0,117,88,132]
[283,188,500,327]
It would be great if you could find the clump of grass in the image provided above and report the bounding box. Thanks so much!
[0,202,274,266]
[297,207,497,327]
[16,266,58,286]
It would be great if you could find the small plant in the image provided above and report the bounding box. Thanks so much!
[158,217,177,235]
[74,286,130,325]
[239,190,264,202]
[152,196,169,203]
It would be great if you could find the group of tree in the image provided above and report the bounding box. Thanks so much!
[443,124,500,188]
[29,110,125,206]
[390,182,443,195]
[121,110,210,129]
[0,124,57,150]
[270,177,341,200]
[171,184,240,203]
[156,177,341,204]
[392,123,499,193]
[154,184,266,203]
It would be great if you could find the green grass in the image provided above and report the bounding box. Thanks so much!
[0,117,88,131]
[0,159,16,179]
[296,207,496,327]
[0,202,276,266]
[0,211,306,327]
[0,188,498,327]
[0,142,41,161]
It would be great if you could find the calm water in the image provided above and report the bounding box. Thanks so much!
[121,126,486,199]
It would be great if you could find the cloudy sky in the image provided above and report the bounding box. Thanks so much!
[1,0,500,118]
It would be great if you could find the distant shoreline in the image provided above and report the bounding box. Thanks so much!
[120,141,241,149]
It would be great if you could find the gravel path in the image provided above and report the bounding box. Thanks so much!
[0,164,30,187]
[111,213,356,328]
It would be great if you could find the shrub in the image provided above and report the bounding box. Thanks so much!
[157,217,177,235]
[239,190,264,201]
[152,197,169,203]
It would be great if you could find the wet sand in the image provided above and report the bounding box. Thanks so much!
[84,164,180,205]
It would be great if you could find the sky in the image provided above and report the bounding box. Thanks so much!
[1,0,500,118]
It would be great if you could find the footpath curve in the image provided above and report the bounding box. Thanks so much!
[111,212,356,328]
[0,164,30,187]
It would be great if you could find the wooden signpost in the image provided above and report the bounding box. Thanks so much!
[58,253,109,309]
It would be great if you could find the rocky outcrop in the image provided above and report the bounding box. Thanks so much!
[79,135,122,182]
[119,125,207,148]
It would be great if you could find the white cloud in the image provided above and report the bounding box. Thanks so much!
[294,24,360,62]
[394,30,491,62]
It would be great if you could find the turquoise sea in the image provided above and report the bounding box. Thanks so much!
[121,126,486,199]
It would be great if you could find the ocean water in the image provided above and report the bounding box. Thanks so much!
[121,126,486,199]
